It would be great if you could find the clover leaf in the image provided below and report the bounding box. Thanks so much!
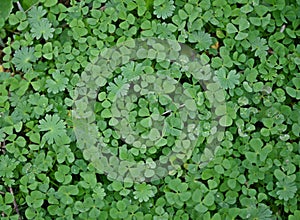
[25,191,45,209]
[56,185,79,205]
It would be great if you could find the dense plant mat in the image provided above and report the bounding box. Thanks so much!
[0,0,300,219]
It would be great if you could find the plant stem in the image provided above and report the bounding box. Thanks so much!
[9,187,22,220]
[280,24,286,33]
[0,38,5,48]
[16,1,24,12]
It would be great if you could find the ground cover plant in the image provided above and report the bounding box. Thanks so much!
[0,0,300,219]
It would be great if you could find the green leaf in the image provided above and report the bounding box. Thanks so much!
[38,114,69,145]
[44,0,58,7]
[109,118,119,127]
[163,80,176,93]
[288,210,300,220]
[133,183,156,202]
[276,180,297,201]
[215,105,226,116]
[189,31,213,51]
[292,124,300,137]
[249,138,263,150]
[26,191,45,208]
[195,203,208,213]
[235,32,248,40]
[184,99,197,111]
[178,191,191,202]
[245,151,257,163]
[203,192,215,206]
[12,47,37,73]
[30,18,55,40]
[5,192,14,204]
[140,117,152,128]
[25,207,37,219]
[148,128,161,141]
[241,4,253,13]
[46,71,69,94]
[214,164,224,174]
[292,77,300,90]
[226,23,238,34]
[0,0,13,21]
[137,2,147,16]
[192,189,203,203]
[20,0,39,10]
[260,144,272,161]
[262,118,273,128]
[219,115,233,127]
[57,185,79,205]
[153,0,175,19]
[249,17,261,26]
[144,169,155,178]
[138,108,150,117]
[286,87,297,98]
[89,207,100,218]
[274,169,285,181]
[101,109,112,118]
[216,69,240,90]
[238,18,250,31]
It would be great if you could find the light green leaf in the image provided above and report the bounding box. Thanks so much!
[226,23,238,34]
[203,192,215,206]
[292,77,300,89]
[149,128,160,141]
[184,99,197,111]
[219,115,233,127]
[44,0,58,7]
[140,117,152,128]
[163,80,176,93]
[235,32,248,40]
